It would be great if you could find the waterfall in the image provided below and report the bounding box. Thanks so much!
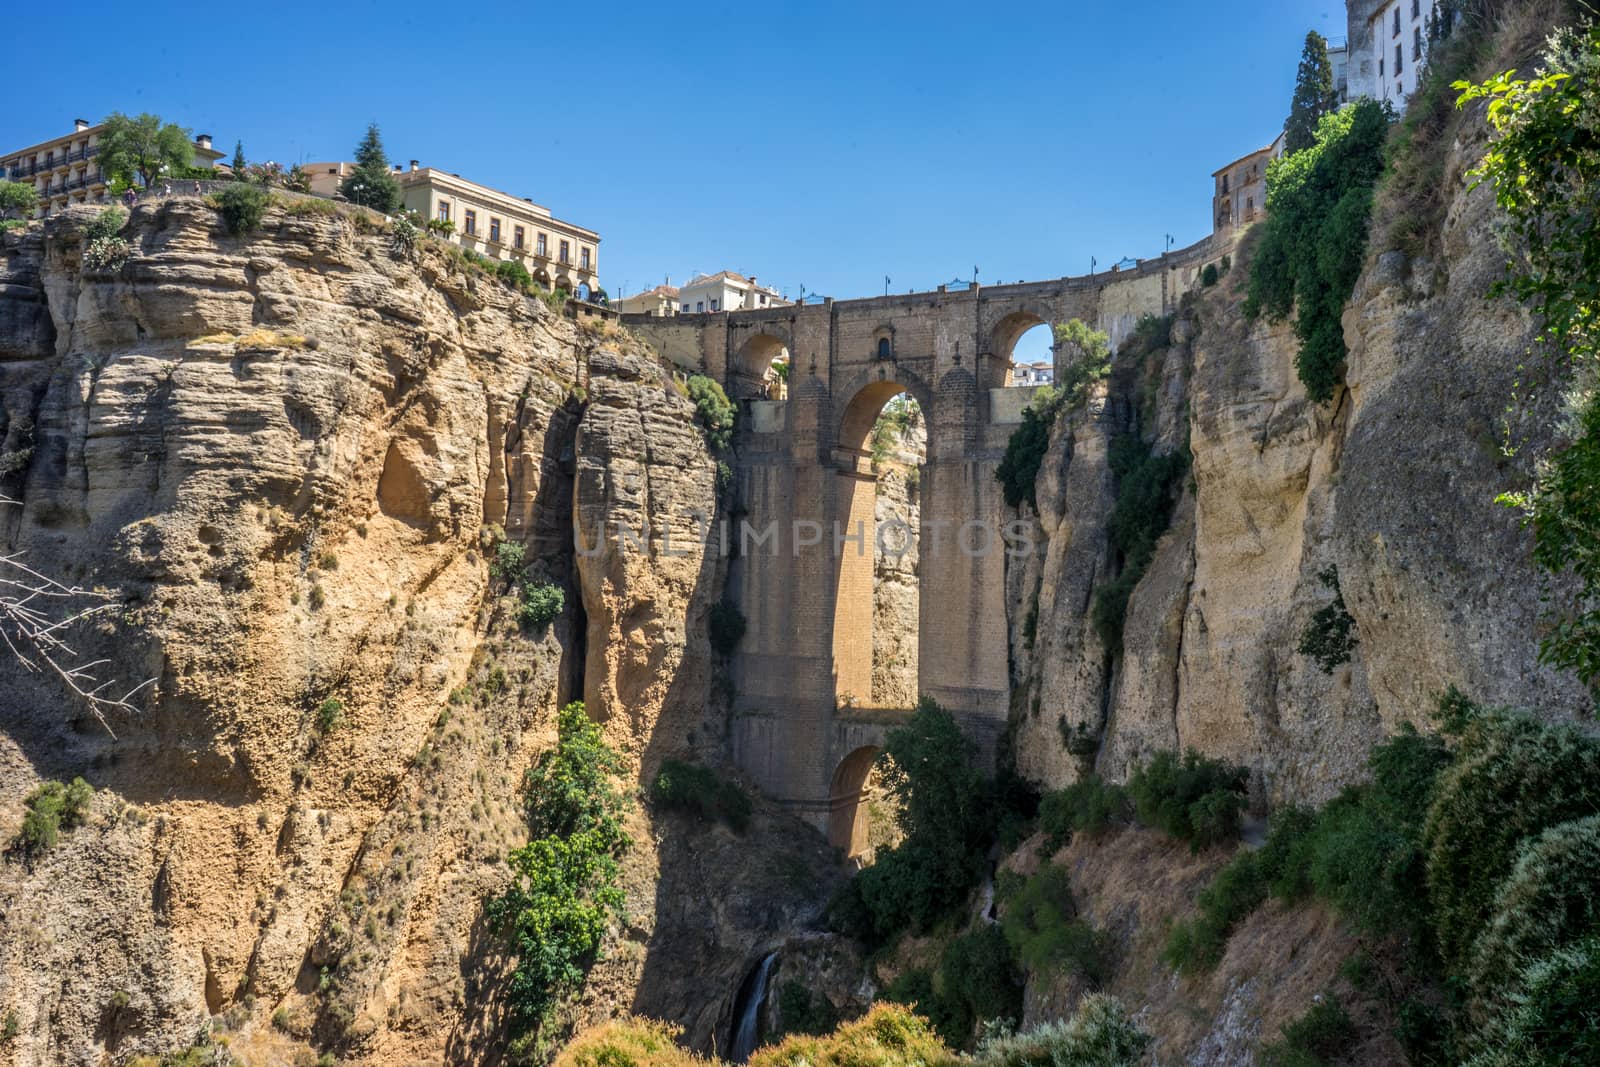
[729,952,778,1062]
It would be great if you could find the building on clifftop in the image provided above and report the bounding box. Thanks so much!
[1,118,223,218]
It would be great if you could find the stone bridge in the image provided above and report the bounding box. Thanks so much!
[625,238,1224,855]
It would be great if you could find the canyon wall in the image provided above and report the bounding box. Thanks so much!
[1008,75,1589,808]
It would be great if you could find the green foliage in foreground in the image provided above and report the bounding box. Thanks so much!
[883,925,1022,1048]
[1038,774,1129,848]
[488,702,627,1060]
[1165,692,1600,1060]
[1462,28,1600,700]
[1244,99,1390,403]
[649,759,752,831]
[0,180,37,220]
[18,777,94,854]
[685,375,735,452]
[556,998,1148,1067]
[1298,565,1357,673]
[1261,995,1355,1067]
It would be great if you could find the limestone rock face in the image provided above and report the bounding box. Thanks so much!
[1012,113,1586,803]
[0,201,740,1066]
[871,418,923,709]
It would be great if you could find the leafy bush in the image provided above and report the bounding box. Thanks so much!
[748,1003,952,1067]
[935,924,1023,1046]
[1163,849,1267,973]
[0,180,38,219]
[497,258,533,290]
[829,699,999,941]
[1127,750,1248,850]
[685,375,735,451]
[650,759,753,831]
[1053,319,1112,409]
[84,206,127,242]
[1298,565,1357,672]
[1464,936,1600,1067]
[994,389,1062,510]
[970,994,1149,1067]
[708,600,746,656]
[518,582,565,631]
[1468,27,1600,696]
[316,697,344,732]
[18,777,94,853]
[492,539,527,582]
[1201,263,1219,287]
[1244,99,1390,403]
[216,182,269,235]
[1467,815,1600,1017]
[1091,435,1188,652]
[553,1017,702,1067]
[1000,864,1108,985]
[1261,995,1355,1067]
[1037,775,1128,848]
[488,702,628,1056]
[1423,709,1600,970]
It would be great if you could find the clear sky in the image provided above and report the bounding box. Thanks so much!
[4,0,1341,362]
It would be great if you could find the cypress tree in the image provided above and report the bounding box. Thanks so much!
[339,123,403,213]
[1285,31,1337,155]
[231,140,247,180]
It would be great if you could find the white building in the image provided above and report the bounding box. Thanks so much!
[1011,362,1054,387]
[677,271,789,314]
[1348,0,1439,109]
[1328,40,1351,103]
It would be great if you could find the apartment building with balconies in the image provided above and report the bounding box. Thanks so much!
[1,118,222,217]
[1211,131,1285,234]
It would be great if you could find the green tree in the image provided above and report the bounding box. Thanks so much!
[1285,31,1338,153]
[0,181,37,220]
[97,113,194,189]
[230,140,246,179]
[339,123,403,213]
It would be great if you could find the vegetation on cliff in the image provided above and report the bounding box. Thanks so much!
[1164,691,1600,1062]
[995,319,1109,510]
[488,702,629,1062]
[1244,98,1390,403]
[1090,433,1188,653]
[1460,24,1600,699]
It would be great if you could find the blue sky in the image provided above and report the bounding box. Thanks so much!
[4,0,1341,363]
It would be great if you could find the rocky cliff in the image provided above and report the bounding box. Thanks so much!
[0,199,817,1067]
[1007,80,1588,806]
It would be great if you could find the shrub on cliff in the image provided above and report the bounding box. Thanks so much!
[685,375,735,452]
[18,777,94,854]
[489,702,628,1057]
[994,320,1109,511]
[215,182,269,235]
[518,582,565,631]
[970,994,1149,1067]
[1000,864,1108,985]
[0,180,37,220]
[1244,99,1390,403]
[1091,434,1188,653]
[1127,749,1248,850]
[1038,775,1129,847]
[1464,936,1600,1067]
[708,600,746,655]
[650,759,752,831]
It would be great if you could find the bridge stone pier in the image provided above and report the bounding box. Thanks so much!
[625,242,1222,852]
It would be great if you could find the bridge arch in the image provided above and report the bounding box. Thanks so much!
[731,331,792,400]
[987,307,1056,390]
[828,745,883,860]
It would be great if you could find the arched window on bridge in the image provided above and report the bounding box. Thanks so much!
[829,746,905,865]
[877,336,892,360]
[1007,322,1055,389]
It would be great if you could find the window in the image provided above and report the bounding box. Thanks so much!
[696,301,705,313]
[1414,26,1423,60]
[1396,43,1403,74]
[1380,55,1385,78]
[464,210,477,236]
[580,247,591,270]
[682,303,690,313]
[877,337,892,359]
[536,232,547,257]
[559,240,570,264]
[514,226,525,249]
[1393,7,1401,35]
[1412,0,1420,16]
[710,299,720,312]
[489,217,501,243]
[437,200,451,223]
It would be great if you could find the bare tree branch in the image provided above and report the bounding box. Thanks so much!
[0,495,153,735]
